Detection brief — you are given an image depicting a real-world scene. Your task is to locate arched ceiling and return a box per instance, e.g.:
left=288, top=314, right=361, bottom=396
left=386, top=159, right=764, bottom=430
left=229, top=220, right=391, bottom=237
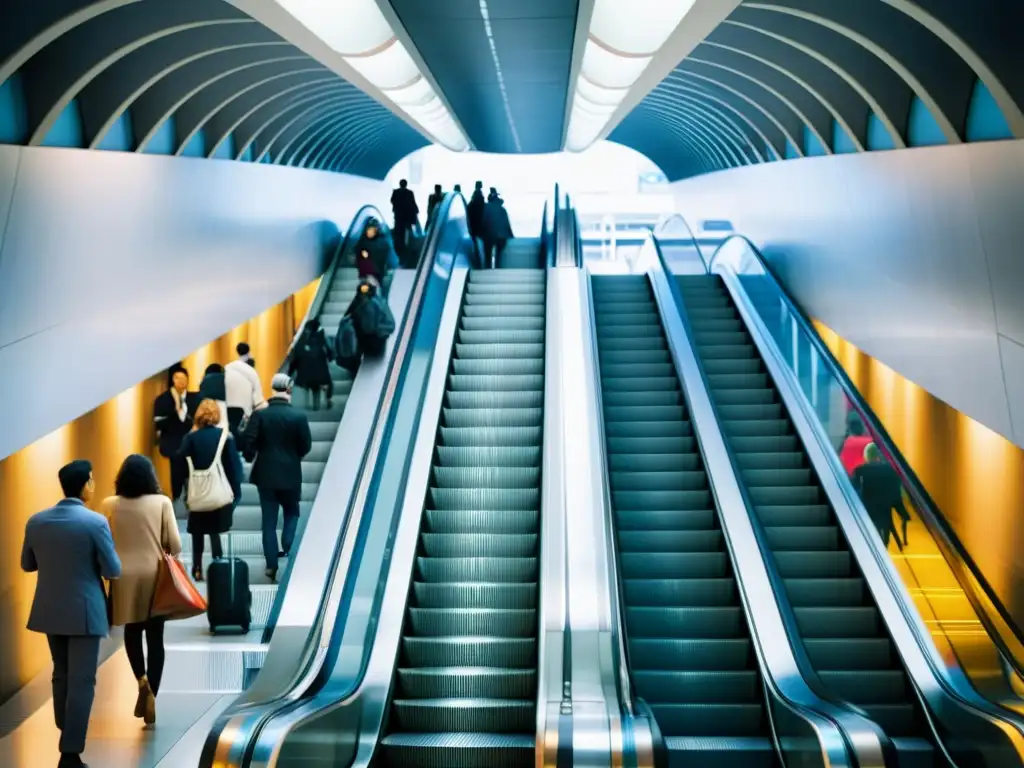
left=609, top=0, right=1024, bottom=181
left=0, top=0, right=429, bottom=178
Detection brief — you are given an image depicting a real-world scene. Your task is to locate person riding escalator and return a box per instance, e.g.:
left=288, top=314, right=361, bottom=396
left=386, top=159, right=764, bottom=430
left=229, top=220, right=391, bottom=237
left=355, top=218, right=398, bottom=298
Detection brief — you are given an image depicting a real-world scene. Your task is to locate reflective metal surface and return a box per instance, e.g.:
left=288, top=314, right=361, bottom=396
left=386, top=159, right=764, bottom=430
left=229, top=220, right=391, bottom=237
left=636, top=234, right=862, bottom=768
left=709, top=235, right=1024, bottom=764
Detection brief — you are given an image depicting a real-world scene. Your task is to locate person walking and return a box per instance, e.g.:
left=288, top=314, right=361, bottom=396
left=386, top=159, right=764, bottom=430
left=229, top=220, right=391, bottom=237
left=481, top=189, right=514, bottom=267
left=390, top=178, right=419, bottom=254
left=852, top=443, right=911, bottom=550
left=100, top=455, right=181, bottom=726
left=225, top=342, right=265, bottom=439
left=466, top=180, right=485, bottom=240
left=21, top=460, right=121, bottom=768
left=242, top=374, right=313, bottom=582
left=426, top=183, right=444, bottom=226
left=177, top=399, right=243, bottom=581
left=289, top=319, right=334, bottom=411
left=199, top=363, right=229, bottom=428
left=153, top=366, right=197, bottom=503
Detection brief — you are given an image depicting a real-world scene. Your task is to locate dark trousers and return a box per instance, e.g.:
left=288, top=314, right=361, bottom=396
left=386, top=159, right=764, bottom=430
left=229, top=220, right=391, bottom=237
left=258, top=487, right=301, bottom=571
left=482, top=239, right=506, bottom=268
left=46, top=634, right=101, bottom=755
left=192, top=532, right=223, bottom=569
left=124, top=617, right=167, bottom=693
left=169, top=455, right=187, bottom=501
left=306, top=380, right=334, bottom=410
left=227, top=406, right=246, bottom=441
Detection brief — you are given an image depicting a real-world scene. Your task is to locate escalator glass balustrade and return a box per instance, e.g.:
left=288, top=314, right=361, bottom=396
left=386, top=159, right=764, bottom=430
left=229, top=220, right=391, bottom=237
left=591, top=275, right=778, bottom=768
left=380, top=268, right=546, bottom=768
left=678, top=274, right=939, bottom=766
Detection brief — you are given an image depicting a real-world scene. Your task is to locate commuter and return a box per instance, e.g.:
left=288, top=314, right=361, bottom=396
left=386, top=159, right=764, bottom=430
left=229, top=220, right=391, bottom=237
left=153, top=365, right=197, bottom=503
left=21, top=460, right=121, bottom=768
left=852, top=443, right=910, bottom=550
left=225, top=342, right=265, bottom=439
left=199, top=363, right=229, bottom=428
left=355, top=217, right=398, bottom=297
left=390, top=178, right=419, bottom=254
left=839, top=415, right=872, bottom=475
left=427, top=183, right=444, bottom=225
left=466, top=180, right=485, bottom=239
left=100, top=455, right=181, bottom=726
left=288, top=319, right=334, bottom=411
left=242, top=374, right=313, bottom=582
left=481, top=189, right=514, bottom=267
left=178, top=399, right=243, bottom=581
left=453, top=183, right=462, bottom=196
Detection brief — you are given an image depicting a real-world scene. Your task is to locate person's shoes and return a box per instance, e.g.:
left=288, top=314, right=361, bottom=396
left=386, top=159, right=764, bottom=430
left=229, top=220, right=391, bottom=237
left=191, top=564, right=203, bottom=582
left=134, top=676, right=149, bottom=718
left=265, top=568, right=277, bottom=583
left=57, top=754, right=86, bottom=767
left=326, top=399, right=334, bottom=409
left=278, top=550, right=288, bottom=558
left=143, top=687, right=156, bottom=726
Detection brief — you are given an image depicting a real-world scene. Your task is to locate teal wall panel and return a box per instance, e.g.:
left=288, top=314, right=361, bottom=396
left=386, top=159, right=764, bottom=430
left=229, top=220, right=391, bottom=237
left=966, top=79, right=1012, bottom=142
left=832, top=120, right=858, bottom=154
left=95, top=111, right=133, bottom=152
left=0, top=75, right=28, bottom=145
left=240, top=144, right=254, bottom=162
left=181, top=130, right=206, bottom=158
left=804, top=125, right=828, bottom=156
left=143, top=118, right=176, bottom=154
left=41, top=100, right=84, bottom=148
left=907, top=97, right=947, bottom=146
left=211, top=133, right=235, bottom=160
left=867, top=113, right=897, bottom=151
left=784, top=140, right=800, bottom=159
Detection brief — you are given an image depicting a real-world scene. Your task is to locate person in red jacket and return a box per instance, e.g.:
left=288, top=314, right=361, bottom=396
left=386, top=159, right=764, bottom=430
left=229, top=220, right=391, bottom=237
left=839, top=416, right=872, bottom=475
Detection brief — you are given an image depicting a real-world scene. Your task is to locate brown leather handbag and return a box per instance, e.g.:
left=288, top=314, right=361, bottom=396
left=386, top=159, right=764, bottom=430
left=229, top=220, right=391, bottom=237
left=151, top=553, right=207, bottom=620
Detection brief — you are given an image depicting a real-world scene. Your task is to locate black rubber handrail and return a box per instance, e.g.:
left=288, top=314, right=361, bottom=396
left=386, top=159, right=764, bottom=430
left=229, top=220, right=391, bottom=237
left=706, top=233, right=1024, bottom=686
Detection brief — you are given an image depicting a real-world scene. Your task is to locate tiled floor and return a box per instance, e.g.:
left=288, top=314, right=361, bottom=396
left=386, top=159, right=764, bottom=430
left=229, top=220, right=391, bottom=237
left=0, top=634, right=238, bottom=768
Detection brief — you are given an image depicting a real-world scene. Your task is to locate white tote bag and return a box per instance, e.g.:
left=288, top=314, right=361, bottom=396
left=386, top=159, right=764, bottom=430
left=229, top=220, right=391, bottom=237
left=185, top=427, right=235, bottom=512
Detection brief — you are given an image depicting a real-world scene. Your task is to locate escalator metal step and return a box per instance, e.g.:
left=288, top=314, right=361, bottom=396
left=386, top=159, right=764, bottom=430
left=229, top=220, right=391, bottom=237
left=623, top=578, right=736, bottom=606
left=634, top=670, right=760, bottom=703
left=385, top=270, right=544, bottom=766
left=629, top=638, right=752, bottom=670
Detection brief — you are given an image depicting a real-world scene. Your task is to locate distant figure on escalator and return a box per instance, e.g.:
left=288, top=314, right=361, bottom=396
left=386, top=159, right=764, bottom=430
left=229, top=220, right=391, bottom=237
left=289, top=319, right=334, bottom=411
left=153, top=365, right=198, bottom=504
left=852, top=442, right=910, bottom=550
left=241, top=374, right=312, bottom=583
left=838, top=415, right=872, bottom=475
left=390, top=179, right=419, bottom=255
left=356, top=217, right=398, bottom=296
left=453, top=183, right=462, bottom=196
left=481, top=189, right=514, bottom=267
left=199, top=363, right=229, bottom=428
left=225, top=342, right=264, bottom=441
left=466, top=180, right=485, bottom=240
left=427, top=184, right=444, bottom=226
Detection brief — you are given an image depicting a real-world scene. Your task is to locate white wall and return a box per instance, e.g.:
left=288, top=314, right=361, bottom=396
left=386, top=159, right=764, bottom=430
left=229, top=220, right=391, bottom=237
left=0, top=146, right=387, bottom=460
left=669, top=141, right=1024, bottom=449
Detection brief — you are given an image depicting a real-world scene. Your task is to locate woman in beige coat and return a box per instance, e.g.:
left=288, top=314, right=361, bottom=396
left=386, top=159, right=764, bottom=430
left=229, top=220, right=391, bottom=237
left=100, top=454, right=181, bottom=725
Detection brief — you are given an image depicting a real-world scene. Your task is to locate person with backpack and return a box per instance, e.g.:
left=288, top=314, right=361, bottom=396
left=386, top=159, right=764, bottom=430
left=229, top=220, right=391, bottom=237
left=177, top=399, right=243, bottom=581
left=355, top=217, right=398, bottom=297
left=348, top=278, right=396, bottom=357
left=289, top=319, right=334, bottom=410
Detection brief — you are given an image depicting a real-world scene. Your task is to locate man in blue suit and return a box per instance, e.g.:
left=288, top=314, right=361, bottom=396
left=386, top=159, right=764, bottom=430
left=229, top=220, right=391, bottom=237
left=21, top=460, right=121, bottom=768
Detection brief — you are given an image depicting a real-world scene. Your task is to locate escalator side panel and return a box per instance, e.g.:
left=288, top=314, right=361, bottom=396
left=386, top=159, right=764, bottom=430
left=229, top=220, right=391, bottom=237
left=592, top=275, right=777, bottom=768
left=380, top=269, right=546, bottom=768
left=678, top=275, right=936, bottom=764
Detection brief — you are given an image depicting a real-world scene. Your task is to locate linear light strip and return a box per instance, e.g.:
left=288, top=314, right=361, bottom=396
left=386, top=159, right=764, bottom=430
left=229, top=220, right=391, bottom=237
left=479, top=0, right=522, bottom=152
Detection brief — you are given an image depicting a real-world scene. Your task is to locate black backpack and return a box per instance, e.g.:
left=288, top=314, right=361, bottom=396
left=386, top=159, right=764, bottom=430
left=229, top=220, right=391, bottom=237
left=334, top=315, right=361, bottom=373
left=353, top=292, right=396, bottom=356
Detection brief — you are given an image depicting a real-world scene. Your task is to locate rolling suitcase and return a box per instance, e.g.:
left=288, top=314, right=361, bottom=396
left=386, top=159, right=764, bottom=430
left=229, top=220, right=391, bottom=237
left=207, top=534, right=252, bottom=633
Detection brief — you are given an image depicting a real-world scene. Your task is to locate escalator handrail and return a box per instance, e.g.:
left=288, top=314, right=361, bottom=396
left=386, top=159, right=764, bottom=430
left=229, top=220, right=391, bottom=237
left=652, top=212, right=711, bottom=270
left=572, top=208, right=584, bottom=269
left=582, top=263, right=636, bottom=721
left=705, top=233, right=1024, bottom=686
left=645, top=230, right=885, bottom=767
left=199, top=194, right=461, bottom=768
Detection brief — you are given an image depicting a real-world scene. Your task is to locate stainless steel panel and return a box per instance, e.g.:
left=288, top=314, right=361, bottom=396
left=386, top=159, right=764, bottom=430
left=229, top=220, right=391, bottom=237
left=0, top=145, right=388, bottom=459
left=668, top=141, right=1024, bottom=448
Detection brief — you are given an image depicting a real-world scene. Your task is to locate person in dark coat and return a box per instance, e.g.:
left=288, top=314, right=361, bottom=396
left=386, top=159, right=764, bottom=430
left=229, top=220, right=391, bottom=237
left=177, top=399, right=243, bottom=581
left=199, top=363, right=229, bottom=427
left=153, top=365, right=198, bottom=502
left=289, top=319, right=333, bottom=411
left=426, top=184, right=444, bottom=226
left=242, top=374, right=313, bottom=581
left=481, top=190, right=514, bottom=267
left=355, top=218, right=398, bottom=296
left=466, top=180, right=485, bottom=239
left=852, top=442, right=910, bottom=550
left=390, top=178, right=419, bottom=254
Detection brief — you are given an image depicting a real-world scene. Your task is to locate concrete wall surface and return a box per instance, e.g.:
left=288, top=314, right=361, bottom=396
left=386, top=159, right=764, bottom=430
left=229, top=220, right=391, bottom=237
left=670, top=140, right=1024, bottom=449
left=0, top=146, right=387, bottom=460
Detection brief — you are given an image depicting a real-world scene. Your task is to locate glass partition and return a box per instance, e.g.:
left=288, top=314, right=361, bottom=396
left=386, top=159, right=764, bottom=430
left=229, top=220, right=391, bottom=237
left=709, top=235, right=1024, bottom=763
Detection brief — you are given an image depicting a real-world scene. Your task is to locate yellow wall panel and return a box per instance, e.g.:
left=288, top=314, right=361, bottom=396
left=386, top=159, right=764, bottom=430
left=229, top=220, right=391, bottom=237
left=0, top=277, right=317, bottom=703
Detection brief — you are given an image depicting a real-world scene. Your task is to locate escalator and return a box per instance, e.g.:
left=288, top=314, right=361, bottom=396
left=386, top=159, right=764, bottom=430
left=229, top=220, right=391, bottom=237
left=677, top=275, right=935, bottom=765
left=379, top=267, right=546, bottom=767
left=591, top=275, right=777, bottom=767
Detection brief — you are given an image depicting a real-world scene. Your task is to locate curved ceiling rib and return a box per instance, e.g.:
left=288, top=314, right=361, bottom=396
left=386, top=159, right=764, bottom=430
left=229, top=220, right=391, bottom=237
left=0, top=0, right=427, bottom=178
left=611, top=0, right=1023, bottom=180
